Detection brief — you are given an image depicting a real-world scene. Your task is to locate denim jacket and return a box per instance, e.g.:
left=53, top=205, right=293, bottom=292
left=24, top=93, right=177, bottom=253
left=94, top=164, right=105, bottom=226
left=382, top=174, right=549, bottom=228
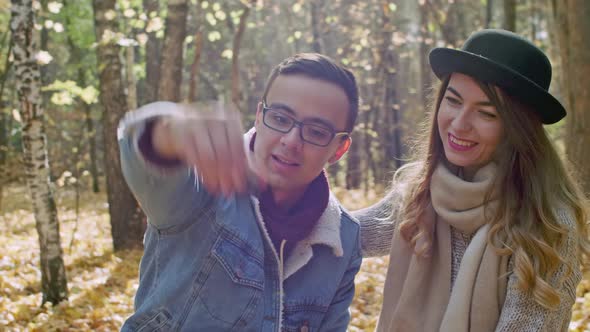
left=117, top=108, right=363, bottom=332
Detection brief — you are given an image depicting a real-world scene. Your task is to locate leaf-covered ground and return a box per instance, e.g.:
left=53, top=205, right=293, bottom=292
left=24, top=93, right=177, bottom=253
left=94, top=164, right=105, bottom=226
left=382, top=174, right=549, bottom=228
left=0, top=185, right=588, bottom=331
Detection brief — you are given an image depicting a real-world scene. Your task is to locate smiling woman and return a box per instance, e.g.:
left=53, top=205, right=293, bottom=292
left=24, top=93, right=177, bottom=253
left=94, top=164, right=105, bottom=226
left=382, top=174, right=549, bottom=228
left=437, top=73, right=505, bottom=180
left=354, top=29, right=590, bottom=332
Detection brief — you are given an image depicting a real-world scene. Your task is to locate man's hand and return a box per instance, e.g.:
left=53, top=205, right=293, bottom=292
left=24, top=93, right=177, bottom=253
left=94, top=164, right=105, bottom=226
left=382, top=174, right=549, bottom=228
left=148, top=101, right=255, bottom=197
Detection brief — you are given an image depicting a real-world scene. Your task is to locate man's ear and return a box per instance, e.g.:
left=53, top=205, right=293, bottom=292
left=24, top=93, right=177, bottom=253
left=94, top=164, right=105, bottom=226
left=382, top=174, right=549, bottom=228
left=328, top=136, right=352, bottom=164
left=255, top=102, right=263, bottom=128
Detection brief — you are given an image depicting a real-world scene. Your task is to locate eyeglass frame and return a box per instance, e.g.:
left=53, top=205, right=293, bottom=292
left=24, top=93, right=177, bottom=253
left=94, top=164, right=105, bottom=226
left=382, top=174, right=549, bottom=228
left=261, top=101, right=350, bottom=147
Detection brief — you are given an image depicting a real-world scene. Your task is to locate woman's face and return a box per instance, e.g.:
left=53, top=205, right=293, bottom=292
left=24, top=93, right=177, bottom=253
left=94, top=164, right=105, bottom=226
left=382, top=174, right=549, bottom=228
left=437, top=73, right=505, bottom=176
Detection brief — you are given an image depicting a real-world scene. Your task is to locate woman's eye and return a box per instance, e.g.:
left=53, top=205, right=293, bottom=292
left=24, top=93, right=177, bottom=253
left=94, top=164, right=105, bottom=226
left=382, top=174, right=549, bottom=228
left=479, top=110, right=498, bottom=118
left=445, top=96, right=461, bottom=106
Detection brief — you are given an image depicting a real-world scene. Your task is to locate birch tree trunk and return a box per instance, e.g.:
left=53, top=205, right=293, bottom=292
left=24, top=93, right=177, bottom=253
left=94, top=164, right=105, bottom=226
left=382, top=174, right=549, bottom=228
left=158, top=0, right=188, bottom=101
left=551, top=0, right=590, bottom=195
left=93, top=0, right=145, bottom=250
left=10, top=0, right=67, bottom=305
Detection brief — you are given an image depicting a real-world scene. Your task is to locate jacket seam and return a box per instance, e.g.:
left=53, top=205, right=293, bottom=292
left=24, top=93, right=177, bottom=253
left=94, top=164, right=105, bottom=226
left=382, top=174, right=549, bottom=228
left=176, top=247, right=217, bottom=329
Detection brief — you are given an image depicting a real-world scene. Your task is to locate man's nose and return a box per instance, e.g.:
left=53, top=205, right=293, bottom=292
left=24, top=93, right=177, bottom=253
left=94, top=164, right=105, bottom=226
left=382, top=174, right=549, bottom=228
left=280, top=125, right=304, bottom=149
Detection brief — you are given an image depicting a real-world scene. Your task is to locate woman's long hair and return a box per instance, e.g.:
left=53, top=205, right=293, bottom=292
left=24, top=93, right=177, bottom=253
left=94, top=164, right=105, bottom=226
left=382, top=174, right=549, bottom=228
left=395, top=75, right=590, bottom=309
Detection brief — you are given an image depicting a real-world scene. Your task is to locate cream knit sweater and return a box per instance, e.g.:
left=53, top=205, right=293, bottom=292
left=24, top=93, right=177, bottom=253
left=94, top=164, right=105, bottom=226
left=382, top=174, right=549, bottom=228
left=354, top=190, right=581, bottom=332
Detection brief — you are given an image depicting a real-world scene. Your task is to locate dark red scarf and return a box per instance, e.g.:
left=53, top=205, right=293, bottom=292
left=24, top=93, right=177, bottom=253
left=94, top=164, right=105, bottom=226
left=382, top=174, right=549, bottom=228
left=250, top=133, right=330, bottom=257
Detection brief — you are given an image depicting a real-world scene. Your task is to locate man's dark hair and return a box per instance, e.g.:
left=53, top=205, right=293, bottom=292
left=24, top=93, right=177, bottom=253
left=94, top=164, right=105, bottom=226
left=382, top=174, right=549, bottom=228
left=262, top=53, right=359, bottom=132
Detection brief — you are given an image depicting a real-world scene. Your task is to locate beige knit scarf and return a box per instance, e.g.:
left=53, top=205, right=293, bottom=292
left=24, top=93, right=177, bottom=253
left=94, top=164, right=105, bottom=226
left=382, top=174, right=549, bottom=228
left=376, top=163, right=509, bottom=332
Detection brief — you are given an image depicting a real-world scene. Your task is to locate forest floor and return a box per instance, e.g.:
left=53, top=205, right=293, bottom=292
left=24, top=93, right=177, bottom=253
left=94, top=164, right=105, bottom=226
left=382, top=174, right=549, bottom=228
left=0, top=185, right=588, bottom=331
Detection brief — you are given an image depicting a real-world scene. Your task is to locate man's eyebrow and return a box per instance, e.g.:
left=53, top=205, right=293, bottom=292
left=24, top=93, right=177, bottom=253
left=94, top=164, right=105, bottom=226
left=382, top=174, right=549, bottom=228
left=267, top=102, right=337, bottom=129
left=446, top=86, right=494, bottom=107
left=267, top=102, right=296, bottom=114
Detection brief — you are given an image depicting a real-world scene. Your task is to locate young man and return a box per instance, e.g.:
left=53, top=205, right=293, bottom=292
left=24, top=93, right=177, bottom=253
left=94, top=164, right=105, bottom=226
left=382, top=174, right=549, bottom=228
left=118, top=53, right=362, bottom=331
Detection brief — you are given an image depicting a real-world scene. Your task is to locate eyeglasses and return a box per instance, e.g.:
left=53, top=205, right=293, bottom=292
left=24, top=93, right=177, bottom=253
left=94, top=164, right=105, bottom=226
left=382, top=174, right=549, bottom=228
left=262, top=101, right=349, bottom=147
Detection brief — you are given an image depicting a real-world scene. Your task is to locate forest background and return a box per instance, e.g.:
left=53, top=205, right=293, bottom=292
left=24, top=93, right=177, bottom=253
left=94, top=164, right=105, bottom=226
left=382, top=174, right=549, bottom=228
left=1, top=0, right=589, bottom=330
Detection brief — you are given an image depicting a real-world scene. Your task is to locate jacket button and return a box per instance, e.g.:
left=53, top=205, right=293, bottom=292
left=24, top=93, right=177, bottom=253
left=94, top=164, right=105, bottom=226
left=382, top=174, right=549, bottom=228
left=300, top=320, right=309, bottom=332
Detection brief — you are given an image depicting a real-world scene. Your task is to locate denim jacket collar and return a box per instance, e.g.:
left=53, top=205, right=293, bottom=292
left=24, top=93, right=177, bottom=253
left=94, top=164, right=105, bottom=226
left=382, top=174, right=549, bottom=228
left=250, top=193, right=343, bottom=279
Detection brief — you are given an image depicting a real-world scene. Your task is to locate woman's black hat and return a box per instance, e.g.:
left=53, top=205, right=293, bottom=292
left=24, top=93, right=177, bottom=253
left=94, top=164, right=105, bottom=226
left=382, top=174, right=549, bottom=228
left=429, top=29, right=566, bottom=124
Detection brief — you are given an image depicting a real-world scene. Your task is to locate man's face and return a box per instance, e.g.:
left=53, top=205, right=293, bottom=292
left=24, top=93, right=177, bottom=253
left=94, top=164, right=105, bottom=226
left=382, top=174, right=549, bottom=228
left=253, top=74, right=351, bottom=196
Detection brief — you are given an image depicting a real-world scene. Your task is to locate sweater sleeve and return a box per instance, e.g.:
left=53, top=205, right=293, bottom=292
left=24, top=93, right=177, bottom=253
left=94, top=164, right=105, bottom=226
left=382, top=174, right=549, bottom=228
left=352, top=189, right=401, bottom=257
left=495, top=209, right=582, bottom=332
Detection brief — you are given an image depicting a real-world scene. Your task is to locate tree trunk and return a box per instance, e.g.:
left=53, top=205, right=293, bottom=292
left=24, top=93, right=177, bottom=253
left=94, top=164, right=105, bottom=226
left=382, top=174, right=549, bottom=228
left=231, top=1, right=253, bottom=111
left=84, top=105, right=99, bottom=193
left=486, top=0, right=494, bottom=28
left=93, top=0, right=145, bottom=250
left=308, top=0, right=342, bottom=185
left=551, top=0, right=590, bottom=195
left=126, top=45, right=137, bottom=110
left=10, top=0, right=68, bottom=305
left=0, top=109, right=7, bottom=209
left=188, top=31, right=203, bottom=102
left=143, top=0, right=161, bottom=104
left=419, top=1, right=433, bottom=111
left=158, top=0, right=188, bottom=102
left=310, top=0, right=323, bottom=53
left=375, top=2, right=402, bottom=183
left=64, top=0, right=100, bottom=193
left=0, top=40, right=12, bottom=209
left=346, top=130, right=362, bottom=189
left=39, top=0, right=50, bottom=86
left=503, top=0, right=516, bottom=31
left=425, top=0, right=460, bottom=46
left=530, top=0, right=537, bottom=42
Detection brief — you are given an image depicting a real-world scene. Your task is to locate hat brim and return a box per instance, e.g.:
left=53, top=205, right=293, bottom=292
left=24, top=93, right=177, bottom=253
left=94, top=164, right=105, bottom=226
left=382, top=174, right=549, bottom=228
left=429, top=48, right=565, bottom=124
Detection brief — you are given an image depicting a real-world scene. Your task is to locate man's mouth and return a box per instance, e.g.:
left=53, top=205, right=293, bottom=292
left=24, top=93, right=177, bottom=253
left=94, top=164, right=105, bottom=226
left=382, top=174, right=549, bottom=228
left=272, top=154, right=300, bottom=166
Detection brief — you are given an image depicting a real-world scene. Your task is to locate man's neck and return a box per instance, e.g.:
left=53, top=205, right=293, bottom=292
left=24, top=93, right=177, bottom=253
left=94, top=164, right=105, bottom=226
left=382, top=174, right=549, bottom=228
left=271, top=186, right=307, bottom=212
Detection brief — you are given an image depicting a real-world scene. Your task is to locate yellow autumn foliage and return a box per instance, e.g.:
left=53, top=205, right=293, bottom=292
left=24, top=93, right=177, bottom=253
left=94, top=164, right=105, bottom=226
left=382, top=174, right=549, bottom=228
left=0, top=185, right=588, bottom=331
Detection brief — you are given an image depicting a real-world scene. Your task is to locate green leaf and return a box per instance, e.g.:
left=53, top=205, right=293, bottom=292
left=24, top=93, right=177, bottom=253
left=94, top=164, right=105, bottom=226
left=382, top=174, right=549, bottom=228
left=206, top=12, right=217, bottom=26
left=43, top=80, right=98, bottom=105
left=80, top=87, right=99, bottom=105
left=221, top=49, right=233, bottom=59
left=214, top=11, right=227, bottom=21
left=51, top=91, right=74, bottom=106
left=207, top=31, right=222, bottom=42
